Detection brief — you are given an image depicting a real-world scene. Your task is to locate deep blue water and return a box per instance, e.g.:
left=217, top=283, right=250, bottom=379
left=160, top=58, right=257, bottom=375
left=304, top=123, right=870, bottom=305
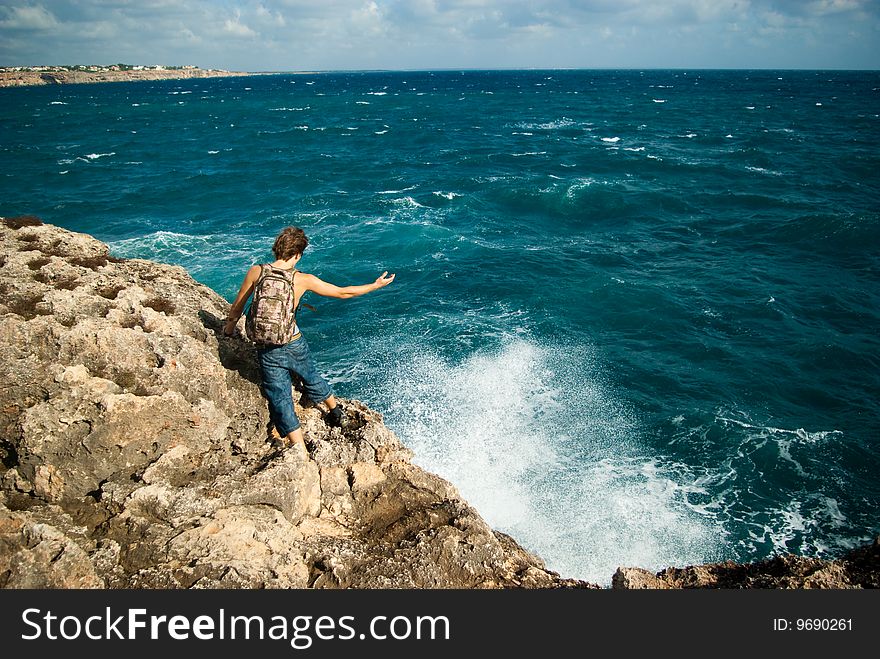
left=2, top=70, right=879, bottom=583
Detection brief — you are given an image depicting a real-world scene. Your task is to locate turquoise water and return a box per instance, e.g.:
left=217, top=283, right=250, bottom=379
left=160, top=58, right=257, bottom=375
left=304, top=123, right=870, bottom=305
left=2, top=70, right=879, bottom=583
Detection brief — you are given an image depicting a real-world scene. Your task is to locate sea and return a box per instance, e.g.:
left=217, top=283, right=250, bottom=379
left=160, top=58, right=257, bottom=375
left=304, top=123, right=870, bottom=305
left=1, top=70, right=878, bottom=584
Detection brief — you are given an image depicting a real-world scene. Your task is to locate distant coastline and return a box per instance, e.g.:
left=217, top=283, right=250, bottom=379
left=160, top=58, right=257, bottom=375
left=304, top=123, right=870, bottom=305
left=0, top=65, right=267, bottom=88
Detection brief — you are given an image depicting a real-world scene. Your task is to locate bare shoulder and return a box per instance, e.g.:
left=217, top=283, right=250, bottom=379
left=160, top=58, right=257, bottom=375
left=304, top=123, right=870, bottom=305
left=295, top=271, right=317, bottom=289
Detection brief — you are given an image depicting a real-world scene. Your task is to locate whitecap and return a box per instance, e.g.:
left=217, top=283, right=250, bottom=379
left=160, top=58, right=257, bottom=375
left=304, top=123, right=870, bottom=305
left=355, top=101, right=370, bottom=105
left=392, top=196, right=424, bottom=208
left=815, top=102, right=823, bottom=106
left=516, top=118, right=575, bottom=130
left=49, top=101, right=67, bottom=105
left=374, top=130, right=388, bottom=135
left=208, top=150, right=220, bottom=155
left=652, top=99, right=666, bottom=103
left=511, top=151, right=547, bottom=156
left=601, top=137, right=620, bottom=143
left=623, top=147, right=645, bottom=152
left=432, top=191, right=460, bottom=200
left=58, top=170, right=68, bottom=175
left=745, top=106, right=755, bottom=110
left=367, top=91, right=387, bottom=96
left=746, top=166, right=782, bottom=176
left=680, top=133, right=697, bottom=139
left=83, top=152, right=115, bottom=160
left=378, top=185, right=417, bottom=195
left=725, top=134, right=734, bottom=138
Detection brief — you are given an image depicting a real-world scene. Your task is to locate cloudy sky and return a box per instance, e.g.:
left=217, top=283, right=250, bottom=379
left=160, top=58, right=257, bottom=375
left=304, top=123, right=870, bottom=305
left=1, top=0, right=878, bottom=70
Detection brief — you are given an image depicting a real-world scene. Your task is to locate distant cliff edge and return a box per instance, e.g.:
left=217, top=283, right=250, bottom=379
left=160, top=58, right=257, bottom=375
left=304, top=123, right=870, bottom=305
left=0, top=217, right=876, bottom=589
left=0, top=67, right=259, bottom=88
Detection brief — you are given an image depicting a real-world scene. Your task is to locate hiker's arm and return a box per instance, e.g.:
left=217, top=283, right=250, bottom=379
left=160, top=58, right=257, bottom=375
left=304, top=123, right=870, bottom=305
left=223, top=265, right=262, bottom=335
left=301, top=271, right=395, bottom=299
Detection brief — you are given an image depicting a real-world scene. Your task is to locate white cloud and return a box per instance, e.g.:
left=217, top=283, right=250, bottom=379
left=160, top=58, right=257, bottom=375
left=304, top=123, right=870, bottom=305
left=0, top=0, right=877, bottom=69
left=221, top=9, right=257, bottom=38
left=0, top=4, right=59, bottom=30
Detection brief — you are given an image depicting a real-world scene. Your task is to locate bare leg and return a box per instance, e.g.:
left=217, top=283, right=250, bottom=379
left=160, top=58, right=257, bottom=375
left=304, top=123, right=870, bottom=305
left=324, top=395, right=337, bottom=410
left=284, top=428, right=309, bottom=458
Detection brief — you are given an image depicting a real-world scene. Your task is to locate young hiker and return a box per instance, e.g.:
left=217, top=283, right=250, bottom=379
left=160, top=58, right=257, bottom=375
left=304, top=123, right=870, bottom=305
left=223, top=226, right=395, bottom=452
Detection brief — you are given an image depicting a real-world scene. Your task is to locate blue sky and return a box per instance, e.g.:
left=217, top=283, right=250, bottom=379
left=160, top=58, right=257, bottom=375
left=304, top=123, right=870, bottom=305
left=1, top=0, right=878, bottom=70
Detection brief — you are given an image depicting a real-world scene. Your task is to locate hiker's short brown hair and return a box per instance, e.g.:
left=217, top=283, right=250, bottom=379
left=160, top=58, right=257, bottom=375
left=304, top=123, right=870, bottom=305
left=272, top=226, right=308, bottom=260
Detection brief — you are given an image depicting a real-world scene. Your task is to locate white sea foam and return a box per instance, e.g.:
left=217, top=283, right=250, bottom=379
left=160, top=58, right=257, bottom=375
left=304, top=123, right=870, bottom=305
left=49, top=101, right=67, bottom=105
left=516, top=118, right=575, bottom=130
left=374, top=130, right=388, bottom=135
left=375, top=340, right=720, bottom=584
left=759, top=495, right=850, bottom=555
left=83, top=152, right=115, bottom=160
left=623, top=147, right=645, bottom=152
left=432, top=191, right=460, bottom=200
left=367, top=91, right=387, bottom=96
left=680, top=133, right=697, bottom=138
left=208, top=150, right=220, bottom=155
left=718, top=416, right=842, bottom=444
left=108, top=230, right=262, bottom=279
left=511, top=151, right=547, bottom=156
left=652, top=99, right=666, bottom=103
left=746, top=106, right=755, bottom=110
left=355, top=101, right=370, bottom=105
left=378, top=185, right=417, bottom=195
left=392, top=196, right=424, bottom=208
left=269, top=106, right=310, bottom=111
left=746, top=166, right=783, bottom=176
left=601, top=136, right=620, bottom=143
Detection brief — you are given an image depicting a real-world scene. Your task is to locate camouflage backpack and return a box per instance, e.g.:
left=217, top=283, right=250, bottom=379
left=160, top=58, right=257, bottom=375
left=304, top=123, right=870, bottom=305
left=245, top=265, right=298, bottom=346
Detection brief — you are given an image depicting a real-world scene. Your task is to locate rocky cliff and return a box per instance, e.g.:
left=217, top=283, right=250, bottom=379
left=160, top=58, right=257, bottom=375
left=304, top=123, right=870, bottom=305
left=0, top=68, right=254, bottom=88
left=1, top=217, right=877, bottom=589
left=0, top=216, right=588, bottom=589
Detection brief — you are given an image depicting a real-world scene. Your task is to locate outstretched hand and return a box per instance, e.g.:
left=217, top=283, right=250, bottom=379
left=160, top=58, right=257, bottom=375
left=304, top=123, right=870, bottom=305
left=375, top=271, right=396, bottom=288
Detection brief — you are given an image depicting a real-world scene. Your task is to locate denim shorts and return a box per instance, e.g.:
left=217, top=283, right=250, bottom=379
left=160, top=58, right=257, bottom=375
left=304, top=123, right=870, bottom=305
left=256, top=335, right=333, bottom=436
